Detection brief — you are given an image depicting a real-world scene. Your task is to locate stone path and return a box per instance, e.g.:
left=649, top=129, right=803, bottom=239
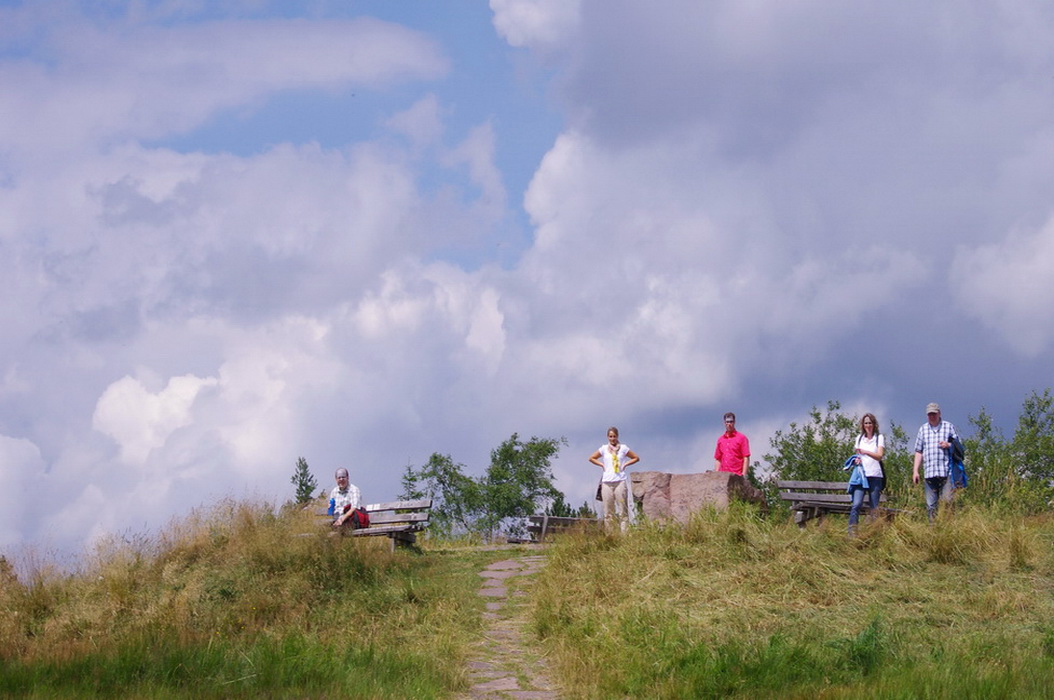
left=460, top=553, right=559, bottom=699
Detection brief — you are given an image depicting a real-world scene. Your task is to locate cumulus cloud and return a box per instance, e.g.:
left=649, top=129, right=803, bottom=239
left=490, top=0, right=581, bottom=50
left=0, top=436, right=47, bottom=549
left=93, top=373, right=219, bottom=465
left=0, top=12, right=447, bottom=156
left=952, top=215, right=1054, bottom=357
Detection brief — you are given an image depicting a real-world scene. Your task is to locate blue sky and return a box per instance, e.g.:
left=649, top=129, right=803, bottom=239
left=2, top=0, right=1054, bottom=564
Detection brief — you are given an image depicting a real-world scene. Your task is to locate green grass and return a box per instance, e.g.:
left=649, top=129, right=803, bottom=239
left=7, top=499, right=1054, bottom=698
left=530, top=504, right=1054, bottom=699
left=0, top=500, right=507, bottom=699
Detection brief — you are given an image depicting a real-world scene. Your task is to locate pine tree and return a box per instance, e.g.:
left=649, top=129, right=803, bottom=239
left=291, top=456, right=318, bottom=504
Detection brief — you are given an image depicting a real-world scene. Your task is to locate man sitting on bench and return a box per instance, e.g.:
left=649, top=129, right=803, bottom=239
left=328, top=468, right=363, bottom=530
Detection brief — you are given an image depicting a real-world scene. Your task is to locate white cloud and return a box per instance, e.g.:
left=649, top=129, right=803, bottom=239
left=952, top=216, right=1054, bottom=357
left=93, top=373, right=219, bottom=465
left=0, top=14, right=448, bottom=156
left=443, top=122, right=508, bottom=216
left=490, top=0, right=581, bottom=50
left=0, top=436, right=47, bottom=549
left=386, top=94, right=446, bottom=149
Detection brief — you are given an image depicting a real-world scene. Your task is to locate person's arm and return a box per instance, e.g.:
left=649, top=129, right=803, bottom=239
left=912, top=451, right=923, bottom=484
left=939, top=423, right=957, bottom=450
left=332, top=498, right=349, bottom=528
left=332, top=486, right=362, bottom=528
left=741, top=456, right=750, bottom=474
left=714, top=441, right=722, bottom=471
left=860, top=436, right=884, bottom=460
left=589, top=450, right=604, bottom=468
left=624, top=449, right=640, bottom=468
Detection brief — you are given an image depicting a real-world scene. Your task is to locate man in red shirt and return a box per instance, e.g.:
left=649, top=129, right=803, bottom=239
left=714, top=412, right=750, bottom=476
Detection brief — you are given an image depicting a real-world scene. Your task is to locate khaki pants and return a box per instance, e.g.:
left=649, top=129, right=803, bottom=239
left=601, top=480, right=628, bottom=533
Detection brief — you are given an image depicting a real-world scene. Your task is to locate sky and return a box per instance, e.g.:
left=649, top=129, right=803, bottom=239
left=2, top=0, right=1054, bottom=564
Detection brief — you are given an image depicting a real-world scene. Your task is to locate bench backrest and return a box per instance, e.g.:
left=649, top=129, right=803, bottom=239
left=776, top=480, right=850, bottom=491
left=316, top=498, right=433, bottom=530
left=775, top=481, right=887, bottom=504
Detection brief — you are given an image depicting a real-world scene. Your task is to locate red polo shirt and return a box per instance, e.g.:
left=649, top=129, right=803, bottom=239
left=714, top=431, right=750, bottom=476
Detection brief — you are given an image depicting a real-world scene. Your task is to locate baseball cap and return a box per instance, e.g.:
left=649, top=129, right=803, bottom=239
left=925, top=402, right=941, bottom=414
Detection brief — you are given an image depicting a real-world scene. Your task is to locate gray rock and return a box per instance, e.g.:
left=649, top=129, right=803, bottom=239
left=631, top=470, right=767, bottom=523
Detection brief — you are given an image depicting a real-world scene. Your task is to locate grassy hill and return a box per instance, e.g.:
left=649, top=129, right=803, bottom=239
left=4, top=501, right=1054, bottom=698
left=531, top=504, right=1054, bottom=698
left=0, top=501, right=499, bottom=698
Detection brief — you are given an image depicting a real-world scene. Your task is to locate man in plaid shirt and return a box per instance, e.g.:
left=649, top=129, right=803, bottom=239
left=912, top=402, right=959, bottom=522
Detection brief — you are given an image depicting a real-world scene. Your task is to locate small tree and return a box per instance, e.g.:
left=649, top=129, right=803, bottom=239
left=546, top=493, right=595, bottom=518
left=480, top=434, right=567, bottom=539
left=400, top=453, right=485, bottom=538
left=400, top=433, right=568, bottom=541
left=290, top=456, right=318, bottom=504
left=957, top=393, right=1054, bottom=513
left=1013, top=389, right=1054, bottom=485
left=764, top=401, right=860, bottom=484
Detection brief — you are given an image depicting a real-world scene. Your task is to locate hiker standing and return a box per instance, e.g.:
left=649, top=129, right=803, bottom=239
left=589, top=427, right=639, bottom=534
left=714, top=412, right=750, bottom=477
left=912, top=403, right=959, bottom=522
left=848, top=413, right=886, bottom=532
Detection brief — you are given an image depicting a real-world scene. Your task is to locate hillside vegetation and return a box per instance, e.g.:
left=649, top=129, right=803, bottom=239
left=532, top=504, right=1054, bottom=699
left=4, top=499, right=1054, bottom=698
left=0, top=502, right=497, bottom=699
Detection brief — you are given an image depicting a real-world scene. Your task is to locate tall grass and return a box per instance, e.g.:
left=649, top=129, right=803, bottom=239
left=0, top=500, right=499, bottom=698
left=531, top=504, right=1054, bottom=698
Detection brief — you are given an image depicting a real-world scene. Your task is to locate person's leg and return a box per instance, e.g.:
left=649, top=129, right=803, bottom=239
left=601, top=482, right=616, bottom=533
left=923, top=478, right=948, bottom=522
left=848, top=486, right=865, bottom=531
left=867, top=477, right=886, bottom=520
left=613, top=481, right=628, bottom=533
left=941, top=476, right=955, bottom=505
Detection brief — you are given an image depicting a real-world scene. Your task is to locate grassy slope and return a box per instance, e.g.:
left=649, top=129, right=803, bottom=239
left=530, top=505, right=1054, bottom=699
left=0, top=501, right=503, bottom=699
left=6, top=500, right=1054, bottom=699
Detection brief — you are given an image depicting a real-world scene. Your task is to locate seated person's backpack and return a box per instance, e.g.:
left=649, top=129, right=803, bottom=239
left=343, top=504, right=370, bottom=529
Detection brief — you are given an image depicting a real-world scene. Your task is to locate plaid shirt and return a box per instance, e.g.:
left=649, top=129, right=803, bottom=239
left=914, top=420, right=958, bottom=479
left=327, top=483, right=361, bottom=517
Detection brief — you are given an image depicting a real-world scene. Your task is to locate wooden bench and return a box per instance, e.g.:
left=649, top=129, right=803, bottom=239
left=525, top=515, right=601, bottom=542
left=318, top=498, right=433, bottom=550
left=776, top=480, right=890, bottom=528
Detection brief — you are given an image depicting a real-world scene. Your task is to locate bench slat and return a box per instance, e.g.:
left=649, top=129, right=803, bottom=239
left=779, top=492, right=887, bottom=505
left=363, top=498, right=433, bottom=512
left=526, top=516, right=598, bottom=527
left=352, top=523, right=424, bottom=537
left=367, top=511, right=430, bottom=525
left=776, top=480, right=850, bottom=490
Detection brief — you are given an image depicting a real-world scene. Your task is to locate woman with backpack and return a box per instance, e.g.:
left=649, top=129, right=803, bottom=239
left=849, top=413, right=885, bottom=532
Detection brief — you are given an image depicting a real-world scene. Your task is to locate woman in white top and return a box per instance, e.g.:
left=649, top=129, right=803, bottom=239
left=849, top=413, right=885, bottom=531
left=588, top=426, right=640, bottom=533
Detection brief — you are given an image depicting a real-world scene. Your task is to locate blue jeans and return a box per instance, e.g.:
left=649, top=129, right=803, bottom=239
left=849, top=476, right=885, bottom=528
left=924, top=476, right=954, bottom=522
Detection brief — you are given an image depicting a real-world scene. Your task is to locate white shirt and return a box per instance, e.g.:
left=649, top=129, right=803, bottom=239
left=599, top=443, right=631, bottom=483
left=855, top=434, right=885, bottom=478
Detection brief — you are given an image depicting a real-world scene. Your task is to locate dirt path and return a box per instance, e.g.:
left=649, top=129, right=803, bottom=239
left=460, top=553, right=559, bottom=699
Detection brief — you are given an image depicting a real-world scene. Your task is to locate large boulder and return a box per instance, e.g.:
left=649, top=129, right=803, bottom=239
left=630, top=470, right=767, bottom=523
